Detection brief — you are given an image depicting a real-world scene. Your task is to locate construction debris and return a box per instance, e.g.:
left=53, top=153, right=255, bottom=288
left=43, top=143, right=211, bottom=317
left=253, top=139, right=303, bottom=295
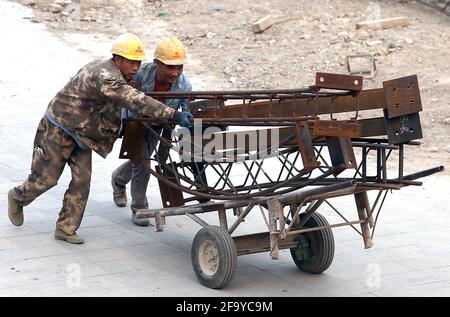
left=251, top=15, right=275, bottom=33
left=346, top=54, right=377, bottom=78
left=416, top=0, right=450, bottom=17
left=356, top=16, right=409, bottom=30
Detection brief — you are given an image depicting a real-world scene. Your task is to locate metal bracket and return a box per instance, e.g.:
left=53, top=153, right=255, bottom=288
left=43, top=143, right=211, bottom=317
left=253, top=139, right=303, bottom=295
left=315, top=72, right=363, bottom=91
left=156, top=165, right=185, bottom=208
left=313, top=120, right=362, bottom=138
left=384, top=111, right=423, bottom=144
left=119, top=120, right=145, bottom=165
left=295, top=122, right=319, bottom=169
left=326, top=137, right=357, bottom=175
left=383, top=75, right=422, bottom=119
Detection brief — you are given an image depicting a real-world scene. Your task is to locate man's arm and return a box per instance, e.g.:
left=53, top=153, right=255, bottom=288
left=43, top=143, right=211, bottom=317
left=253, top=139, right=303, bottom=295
left=100, top=76, right=174, bottom=121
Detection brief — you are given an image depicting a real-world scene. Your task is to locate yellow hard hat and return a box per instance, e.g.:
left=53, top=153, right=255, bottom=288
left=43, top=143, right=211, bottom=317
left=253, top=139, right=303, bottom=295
left=111, top=33, right=147, bottom=61
left=154, top=36, right=187, bottom=65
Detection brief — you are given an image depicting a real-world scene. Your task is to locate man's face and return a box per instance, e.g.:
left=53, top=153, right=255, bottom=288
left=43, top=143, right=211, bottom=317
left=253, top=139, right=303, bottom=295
left=156, top=60, right=183, bottom=84
left=114, top=56, right=141, bottom=81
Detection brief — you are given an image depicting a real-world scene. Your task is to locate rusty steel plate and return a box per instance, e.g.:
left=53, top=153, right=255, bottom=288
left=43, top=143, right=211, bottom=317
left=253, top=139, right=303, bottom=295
left=156, top=166, right=185, bottom=208
left=383, top=75, right=422, bottom=119
left=295, top=122, right=319, bottom=169
left=119, top=120, right=145, bottom=165
left=326, top=136, right=357, bottom=175
left=315, top=72, right=363, bottom=91
left=384, top=111, right=423, bottom=144
left=313, top=120, right=362, bottom=138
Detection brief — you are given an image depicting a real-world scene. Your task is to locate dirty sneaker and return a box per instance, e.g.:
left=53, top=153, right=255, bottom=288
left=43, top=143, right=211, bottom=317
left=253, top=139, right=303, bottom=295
left=8, top=189, right=23, bottom=226
left=54, top=227, right=84, bottom=244
left=111, top=178, right=127, bottom=207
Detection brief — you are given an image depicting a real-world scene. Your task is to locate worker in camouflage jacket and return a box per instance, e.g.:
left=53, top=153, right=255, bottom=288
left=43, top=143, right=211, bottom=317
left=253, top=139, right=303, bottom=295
left=7, top=33, right=193, bottom=244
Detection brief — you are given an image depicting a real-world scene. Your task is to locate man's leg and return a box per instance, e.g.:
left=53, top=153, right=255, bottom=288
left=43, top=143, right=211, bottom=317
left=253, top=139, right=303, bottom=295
left=55, top=146, right=92, bottom=244
left=9, top=117, right=69, bottom=226
left=111, top=160, right=133, bottom=207
left=129, top=127, right=160, bottom=226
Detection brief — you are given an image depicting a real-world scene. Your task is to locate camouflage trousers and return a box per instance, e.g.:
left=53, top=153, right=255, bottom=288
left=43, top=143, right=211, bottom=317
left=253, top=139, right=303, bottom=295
left=12, top=116, right=92, bottom=235
left=112, top=126, right=168, bottom=211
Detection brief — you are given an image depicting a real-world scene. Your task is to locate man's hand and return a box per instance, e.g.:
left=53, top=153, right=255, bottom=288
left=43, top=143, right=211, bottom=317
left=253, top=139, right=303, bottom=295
left=172, top=111, right=193, bottom=128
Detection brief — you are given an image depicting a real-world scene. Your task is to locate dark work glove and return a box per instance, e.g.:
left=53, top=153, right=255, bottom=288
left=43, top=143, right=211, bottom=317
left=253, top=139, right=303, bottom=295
left=173, top=111, right=193, bottom=128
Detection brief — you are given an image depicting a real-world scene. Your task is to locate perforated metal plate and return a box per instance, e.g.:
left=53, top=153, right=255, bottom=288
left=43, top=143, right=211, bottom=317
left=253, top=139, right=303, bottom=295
left=383, top=75, right=422, bottom=119
left=384, top=111, right=423, bottom=144
left=315, top=72, right=363, bottom=91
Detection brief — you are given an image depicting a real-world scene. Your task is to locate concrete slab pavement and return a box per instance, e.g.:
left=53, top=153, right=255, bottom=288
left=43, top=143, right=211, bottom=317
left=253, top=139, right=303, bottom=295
left=1, top=0, right=449, bottom=297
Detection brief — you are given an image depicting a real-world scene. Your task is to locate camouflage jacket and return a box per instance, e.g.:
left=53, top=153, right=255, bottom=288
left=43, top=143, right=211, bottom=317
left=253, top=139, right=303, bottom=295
left=47, top=58, right=172, bottom=158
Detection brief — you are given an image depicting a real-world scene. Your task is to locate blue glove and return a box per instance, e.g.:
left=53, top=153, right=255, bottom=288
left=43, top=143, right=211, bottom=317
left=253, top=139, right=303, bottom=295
left=172, top=111, right=193, bottom=128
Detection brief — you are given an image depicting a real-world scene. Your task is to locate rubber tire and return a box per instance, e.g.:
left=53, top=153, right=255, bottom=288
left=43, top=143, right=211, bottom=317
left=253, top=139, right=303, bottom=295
left=191, top=226, right=237, bottom=289
left=290, top=212, right=335, bottom=274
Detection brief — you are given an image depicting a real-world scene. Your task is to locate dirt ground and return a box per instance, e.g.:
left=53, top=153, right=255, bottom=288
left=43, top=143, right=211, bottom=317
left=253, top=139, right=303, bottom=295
left=13, top=0, right=450, bottom=175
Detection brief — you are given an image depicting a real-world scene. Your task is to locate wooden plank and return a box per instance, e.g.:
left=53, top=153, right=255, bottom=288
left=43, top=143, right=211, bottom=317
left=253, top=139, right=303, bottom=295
left=251, top=15, right=275, bottom=33
left=356, top=16, right=409, bottom=30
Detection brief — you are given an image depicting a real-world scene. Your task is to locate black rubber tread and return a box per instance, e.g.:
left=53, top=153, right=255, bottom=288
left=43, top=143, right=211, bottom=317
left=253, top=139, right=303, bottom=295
left=191, top=225, right=237, bottom=289
left=290, top=212, right=335, bottom=274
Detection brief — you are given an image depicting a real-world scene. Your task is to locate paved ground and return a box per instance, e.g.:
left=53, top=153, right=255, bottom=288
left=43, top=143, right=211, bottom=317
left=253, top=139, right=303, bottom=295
left=1, top=0, right=450, bottom=297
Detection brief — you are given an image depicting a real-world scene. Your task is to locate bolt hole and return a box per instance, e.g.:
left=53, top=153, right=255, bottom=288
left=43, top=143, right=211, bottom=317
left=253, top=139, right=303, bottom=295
left=395, top=131, right=399, bottom=136
left=166, top=201, right=171, bottom=206
left=410, top=128, right=414, bottom=133
left=395, top=103, right=399, bottom=108
left=319, top=77, right=324, bottom=82
left=409, top=100, right=414, bottom=106
left=354, top=80, right=359, bottom=85
left=123, top=151, right=128, bottom=156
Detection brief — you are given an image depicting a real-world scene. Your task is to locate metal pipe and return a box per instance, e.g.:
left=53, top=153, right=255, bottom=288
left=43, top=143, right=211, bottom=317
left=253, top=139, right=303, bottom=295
left=287, top=220, right=364, bottom=235
left=313, top=142, right=399, bottom=150
left=279, top=180, right=356, bottom=204
left=401, top=166, right=445, bottom=181
left=382, top=148, right=387, bottom=183
left=147, top=88, right=315, bottom=96
left=144, top=88, right=352, bottom=99
left=399, top=144, right=404, bottom=181
left=228, top=203, right=256, bottom=234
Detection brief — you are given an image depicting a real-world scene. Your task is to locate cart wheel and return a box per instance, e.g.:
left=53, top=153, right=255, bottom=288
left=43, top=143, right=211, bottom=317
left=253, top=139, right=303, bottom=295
left=191, top=226, right=237, bottom=289
left=290, top=212, right=335, bottom=274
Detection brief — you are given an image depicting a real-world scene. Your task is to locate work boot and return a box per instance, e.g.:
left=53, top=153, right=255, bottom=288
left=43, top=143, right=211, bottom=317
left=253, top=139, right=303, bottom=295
left=8, top=189, right=24, bottom=226
left=197, top=196, right=211, bottom=204
left=54, top=227, right=84, bottom=244
left=111, top=179, right=127, bottom=207
left=132, top=211, right=150, bottom=227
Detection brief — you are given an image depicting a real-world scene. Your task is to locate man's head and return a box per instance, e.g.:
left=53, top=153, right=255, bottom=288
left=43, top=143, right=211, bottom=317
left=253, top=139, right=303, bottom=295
left=111, top=33, right=147, bottom=81
left=154, top=37, right=187, bottom=85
